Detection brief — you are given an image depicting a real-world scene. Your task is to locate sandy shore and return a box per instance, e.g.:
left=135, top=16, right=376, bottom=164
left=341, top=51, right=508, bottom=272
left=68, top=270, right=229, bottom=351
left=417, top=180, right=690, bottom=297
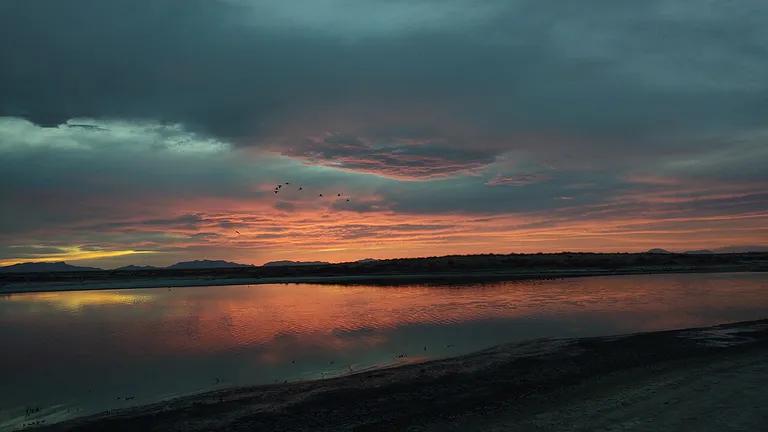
left=33, top=319, right=768, bottom=431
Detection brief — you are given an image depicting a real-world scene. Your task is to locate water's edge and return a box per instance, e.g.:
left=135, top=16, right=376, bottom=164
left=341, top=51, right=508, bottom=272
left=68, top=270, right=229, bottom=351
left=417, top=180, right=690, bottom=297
left=36, top=318, right=768, bottom=431
left=4, top=266, right=766, bottom=294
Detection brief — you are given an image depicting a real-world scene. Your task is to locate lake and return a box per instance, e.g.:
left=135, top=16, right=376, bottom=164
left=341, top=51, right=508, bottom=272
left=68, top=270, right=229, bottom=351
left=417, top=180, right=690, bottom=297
left=1, top=272, right=767, bottom=430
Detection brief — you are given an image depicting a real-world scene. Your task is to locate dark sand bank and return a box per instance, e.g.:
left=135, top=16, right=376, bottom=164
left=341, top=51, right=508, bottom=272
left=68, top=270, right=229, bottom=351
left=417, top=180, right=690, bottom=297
left=3, top=252, right=768, bottom=294
left=34, top=319, right=768, bottom=431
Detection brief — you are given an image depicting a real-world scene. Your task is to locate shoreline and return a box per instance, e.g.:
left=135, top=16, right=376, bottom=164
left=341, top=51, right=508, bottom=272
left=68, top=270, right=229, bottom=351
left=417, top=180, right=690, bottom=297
left=3, top=266, right=767, bottom=295
left=35, top=318, right=768, bottom=431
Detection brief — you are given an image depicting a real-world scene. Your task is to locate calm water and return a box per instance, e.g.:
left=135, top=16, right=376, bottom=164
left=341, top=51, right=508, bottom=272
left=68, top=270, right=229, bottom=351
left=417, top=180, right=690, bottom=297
left=1, top=272, right=767, bottom=430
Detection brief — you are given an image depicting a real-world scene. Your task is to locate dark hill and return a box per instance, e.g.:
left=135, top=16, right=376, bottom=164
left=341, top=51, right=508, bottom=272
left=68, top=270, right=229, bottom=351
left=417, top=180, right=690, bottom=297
left=166, top=260, right=253, bottom=270
left=647, top=248, right=673, bottom=254
left=114, top=265, right=160, bottom=271
left=0, top=261, right=102, bottom=273
left=262, top=260, right=330, bottom=267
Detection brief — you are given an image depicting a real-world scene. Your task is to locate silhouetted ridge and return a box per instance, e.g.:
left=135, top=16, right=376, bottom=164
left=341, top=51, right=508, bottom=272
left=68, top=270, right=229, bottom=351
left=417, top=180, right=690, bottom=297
left=262, top=260, right=330, bottom=267
left=0, top=262, right=102, bottom=273
left=646, top=248, right=673, bottom=254
left=166, top=260, right=253, bottom=269
left=114, top=265, right=160, bottom=271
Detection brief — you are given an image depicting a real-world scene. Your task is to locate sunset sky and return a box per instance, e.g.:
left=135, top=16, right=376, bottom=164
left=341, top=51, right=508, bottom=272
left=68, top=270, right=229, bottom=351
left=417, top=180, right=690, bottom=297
left=1, top=0, right=767, bottom=268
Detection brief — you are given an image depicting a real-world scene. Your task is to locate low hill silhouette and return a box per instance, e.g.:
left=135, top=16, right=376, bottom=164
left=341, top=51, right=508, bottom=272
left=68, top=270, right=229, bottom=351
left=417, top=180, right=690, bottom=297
left=165, top=260, right=253, bottom=270
left=646, top=248, right=673, bottom=254
left=115, top=265, right=160, bottom=271
left=262, top=260, right=330, bottom=267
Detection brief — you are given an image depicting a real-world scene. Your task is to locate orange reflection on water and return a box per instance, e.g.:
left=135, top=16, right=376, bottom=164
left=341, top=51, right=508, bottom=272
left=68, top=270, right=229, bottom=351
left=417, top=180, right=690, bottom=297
left=6, top=290, right=153, bottom=312
left=5, top=273, right=768, bottom=363
left=3, top=273, right=767, bottom=432
left=144, top=283, right=539, bottom=353
left=180, top=275, right=763, bottom=355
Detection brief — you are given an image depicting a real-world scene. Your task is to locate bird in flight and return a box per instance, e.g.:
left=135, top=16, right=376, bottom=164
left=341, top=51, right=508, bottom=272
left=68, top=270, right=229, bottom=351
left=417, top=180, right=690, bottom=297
left=269, top=181, right=352, bottom=203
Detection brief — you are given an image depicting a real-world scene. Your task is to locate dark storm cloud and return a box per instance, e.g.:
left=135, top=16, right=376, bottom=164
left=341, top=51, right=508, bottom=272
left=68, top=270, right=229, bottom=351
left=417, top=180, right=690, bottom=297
left=3, top=0, right=768, bottom=179
left=83, top=214, right=208, bottom=231
left=1, top=0, right=768, bottom=265
left=486, top=173, right=551, bottom=187
left=0, top=245, right=68, bottom=259
left=374, top=171, right=626, bottom=215
left=280, top=133, right=495, bottom=179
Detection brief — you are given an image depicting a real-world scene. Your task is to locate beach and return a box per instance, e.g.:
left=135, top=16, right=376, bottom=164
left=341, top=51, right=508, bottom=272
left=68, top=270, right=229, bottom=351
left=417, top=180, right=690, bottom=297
left=33, top=318, right=768, bottom=431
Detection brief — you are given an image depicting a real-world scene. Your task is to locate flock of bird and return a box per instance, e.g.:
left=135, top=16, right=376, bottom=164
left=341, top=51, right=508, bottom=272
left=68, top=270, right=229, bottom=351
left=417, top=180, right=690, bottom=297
left=272, top=182, right=351, bottom=203
left=232, top=182, right=353, bottom=236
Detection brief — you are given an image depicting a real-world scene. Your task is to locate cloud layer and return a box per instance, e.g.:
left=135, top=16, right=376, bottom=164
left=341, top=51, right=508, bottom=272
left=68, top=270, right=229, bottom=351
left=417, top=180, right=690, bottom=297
left=1, top=0, right=766, bottom=265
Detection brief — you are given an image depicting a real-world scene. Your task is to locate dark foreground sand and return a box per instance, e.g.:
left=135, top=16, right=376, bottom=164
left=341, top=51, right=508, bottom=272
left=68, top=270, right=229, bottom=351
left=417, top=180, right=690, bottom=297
left=35, top=319, right=768, bottom=432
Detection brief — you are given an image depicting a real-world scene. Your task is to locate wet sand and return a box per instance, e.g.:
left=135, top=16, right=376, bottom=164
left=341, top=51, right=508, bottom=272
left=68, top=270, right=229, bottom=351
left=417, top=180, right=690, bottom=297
left=33, top=319, right=768, bottom=431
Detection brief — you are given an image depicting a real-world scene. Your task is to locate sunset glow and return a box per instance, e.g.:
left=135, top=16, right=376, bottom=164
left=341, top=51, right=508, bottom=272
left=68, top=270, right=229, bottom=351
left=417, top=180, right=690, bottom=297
left=1, top=1, right=766, bottom=268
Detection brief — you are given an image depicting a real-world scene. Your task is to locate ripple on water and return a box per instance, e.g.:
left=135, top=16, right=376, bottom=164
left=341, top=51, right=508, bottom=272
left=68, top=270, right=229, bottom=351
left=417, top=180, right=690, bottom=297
left=1, top=273, right=767, bottom=430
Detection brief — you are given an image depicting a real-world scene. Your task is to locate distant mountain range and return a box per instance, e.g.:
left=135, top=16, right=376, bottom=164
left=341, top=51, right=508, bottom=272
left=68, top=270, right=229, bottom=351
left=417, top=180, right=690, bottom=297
left=646, top=248, right=673, bottom=254
left=262, top=258, right=379, bottom=267
left=114, top=265, right=160, bottom=271
left=711, top=245, right=768, bottom=253
left=3, top=247, right=765, bottom=274
left=262, top=260, right=331, bottom=267
left=165, top=260, right=254, bottom=270
left=0, top=258, right=379, bottom=274
left=355, top=258, right=378, bottom=264
left=115, top=260, right=253, bottom=270
left=647, top=245, right=768, bottom=255
left=0, top=262, right=102, bottom=273
left=0, top=259, right=254, bottom=273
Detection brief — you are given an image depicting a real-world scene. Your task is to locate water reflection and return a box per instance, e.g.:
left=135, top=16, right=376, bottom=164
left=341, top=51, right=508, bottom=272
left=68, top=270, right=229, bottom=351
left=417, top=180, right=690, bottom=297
left=5, top=291, right=152, bottom=312
left=1, top=272, right=767, bottom=430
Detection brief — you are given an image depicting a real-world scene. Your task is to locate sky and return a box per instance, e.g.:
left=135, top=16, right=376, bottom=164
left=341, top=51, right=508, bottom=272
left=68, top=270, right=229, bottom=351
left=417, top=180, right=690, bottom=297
left=1, top=0, right=767, bottom=268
